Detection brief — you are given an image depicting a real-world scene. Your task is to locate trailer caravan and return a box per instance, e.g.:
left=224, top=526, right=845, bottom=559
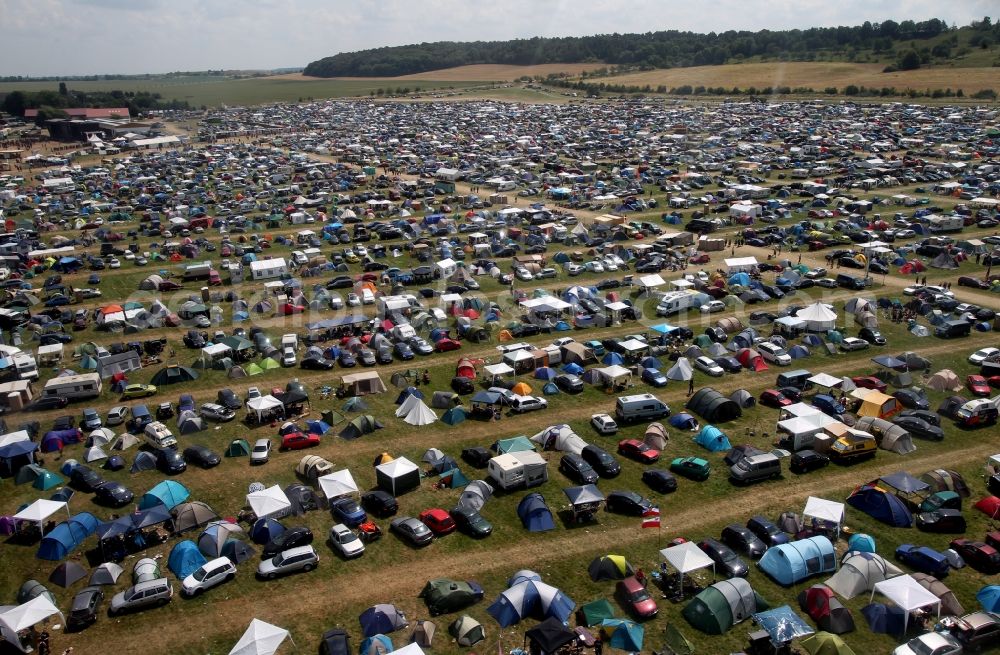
left=42, top=373, right=102, bottom=401
left=487, top=452, right=548, bottom=491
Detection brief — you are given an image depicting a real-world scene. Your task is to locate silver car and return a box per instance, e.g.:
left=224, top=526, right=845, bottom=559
left=257, top=545, right=319, bottom=579
left=328, top=524, right=365, bottom=559
left=199, top=403, right=235, bottom=422
left=250, top=438, right=272, bottom=465
left=108, top=578, right=173, bottom=615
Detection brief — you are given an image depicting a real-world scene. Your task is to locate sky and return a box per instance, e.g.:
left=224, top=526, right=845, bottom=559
left=1, top=0, right=995, bottom=76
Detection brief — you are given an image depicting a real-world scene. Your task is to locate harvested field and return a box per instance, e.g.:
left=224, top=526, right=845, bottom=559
left=294, top=63, right=606, bottom=82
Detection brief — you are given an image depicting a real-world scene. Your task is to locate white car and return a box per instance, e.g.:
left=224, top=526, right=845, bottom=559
left=250, top=438, right=271, bottom=465
left=328, top=524, right=365, bottom=558
left=537, top=268, right=557, bottom=279
left=591, top=413, right=618, bottom=435
left=969, top=347, right=1000, bottom=365
left=108, top=257, right=120, bottom=269
left=328, top=294, right=344, bottom=310
left=199, top=402, right=235, bottom=422
left=347, top=293, right=361, bottom=306
left=601, top=257, right=618, bottom=271
left=181, top=557, right=236, bottom=596
left=514, top=268, right=534, bottom=281
left=700, top=300, right=725, bottom=314
left=585, top=261, right=605, bottom=273
left=256, top=545, right=319, bottom=580
left=123, top=250, right=135, bottom=261
left=566, top=263, right=584, bottom=276
left=694, top=356, right=725, bottom=377
left=891, top=632, right=962, bottom=655
left=510, top=395, right=548, bottom=413
left=804, top=267, right=827, bottom=279
left=219, top=259, right=231, bottom=270
left=757, top=342, right=792, bottom=366
left=552, top=337, right=576, bottom=348
left=840, top=337, right=870, bottom=352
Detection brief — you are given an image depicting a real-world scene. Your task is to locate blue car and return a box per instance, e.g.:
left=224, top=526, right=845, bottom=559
left=44, top=295, right=70, bottom=307
left=812, top=394, right=845, bottom=417
left=641, top=368, right=668, bottom=388
left=330, top=497, right=367, bottom=527
left=895, top=544, right=951, bottom=577
left=178, top=394, right=195, bottom=413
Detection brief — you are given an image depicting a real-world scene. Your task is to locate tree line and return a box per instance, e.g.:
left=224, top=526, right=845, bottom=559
left=304, top=17, right=997, bottom=77
left=1, top=86, right=191, bottom=123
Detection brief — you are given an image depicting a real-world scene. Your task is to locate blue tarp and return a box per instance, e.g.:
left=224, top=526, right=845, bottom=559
left=695, top=425, right=731, bottom=452
left=37, top=512, right=99, bottom=560
left=758, top=536, right=836, bottom=586
left=517, top=493, right=555, bottom=532
left=752, top=606, right=814, bottom=645
left=168, top=540, right=206, bottom=579
left=977, top=585, right=1000, bottom=612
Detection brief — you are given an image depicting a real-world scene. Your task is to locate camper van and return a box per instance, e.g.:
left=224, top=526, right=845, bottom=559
left=12, top=352, right=38, bottom=381
left=935, top=320, right=971, bottom=339
left=730, top=453, right=782, bottom=484
left=955, top=399, right=998, bottom=428
left=42, top=373, right=102, bottom=401
left=487, top=452, right=548, bottom=491
left=143, top=421, right=178, bottom=449
left=655, top=291, right=696, bottom=316
left=776, top=370, right=812, bottom=390
left=615, top=394, right=671, bottom=424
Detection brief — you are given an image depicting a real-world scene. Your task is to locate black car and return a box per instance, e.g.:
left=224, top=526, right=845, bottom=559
left=746, top=516, right=789, bottom=547
left=559, top=453, right=599, bottom=485
left=789, top=450, right=830, bottom=474
left=777, top=386, right=804, bottom=403
left=554, top=373, right=584, bottom=394
left=183, top=445, right=221, bottom=468
left=916, top=509, right=967, bottom=533
left=641, top=469, right=678, bottom=494
left=713, top=357, right=742, bottom=374
left=67, top=586, right=104, bottom=631
left=24, top=396, right=69, bottom=411
left=326, top=276, right=354, bottom=289
left=897, top=409, right=940, bottom=427
left=261, top=526, right=314, bottom=559
left=361, top=490, right=398, bottom=518
left=704, top=327, right=727, bottom=343
left=891, top=415, right=944, bottom=441
left=300, top=356, right=334, bottom=370
left=376, top=346, right=393, bottom=365
left=894, top=388, right=930, bottom=411
left=93, top=481, right=134, bottom=507
left=450, top=505, right=493, bottom=538
left=217, top=389, right=241, bottom=410
left=156, top=448, right=187, bottom=475
left=70, top=465, right=105, bottom=492
left=605, top=491, right=653, bottom=516
left=720, top=524, right=767, bottom=559
left=581, top=445, right=621, bottom=477
left=183, top=330, right=206, bottom=348
left=450, top=376, right=475, bottom=394
left=858, top=327, right=887, bottom=346
left=697, top=538, right=750, bottom=578
left=155, top=402, right=175, bottom=420
left=461, top=447, right=492, bottom=468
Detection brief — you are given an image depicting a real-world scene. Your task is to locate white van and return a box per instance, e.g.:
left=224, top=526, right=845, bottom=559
left=497, top=181, right=517, bottom=192
left=614, top=394, right=671, bottom=424
left=361, top=288, right=375, bottom=305
left=143, top=421, right=178, bottom=449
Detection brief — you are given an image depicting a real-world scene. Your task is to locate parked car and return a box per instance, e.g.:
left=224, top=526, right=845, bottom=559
left=199, top=403, right=235, bottom=422
left=590, top=413, right=618, bottom=435
left=697, top=538, right=749, bottom=578
left=949, top=539, right=1000, bottom=574
left=450, top=506, right=493, bottom=538
left=559, top=453, right=599, bottom=485
left=510, top=395, right=548, bottom=413
left=418, top=508, right=457, bottom=536
left=262, top=526, right=314, bottom=559
left=720, top=524, right=767, bottom=559
left=943, top=611, right=1000, bottom=651
left=759, top=389, right=792, bottom=408
left=789, top=450, right=830, bottom=474
left=891, top=416, right=944, bottom=441
left=641, top=367, right=668, bottom=387
left=694, top=356, right=725, bottom=377
left=181, top=556, right=237, bottom=596
left=390, top=517, right=433, bottom=547
left=67, top=586, right=105, bottom=631
left=121, top=383, right=157, bottom=399
left=106, top=405, right=129, bottom=426
left=967, top=375, right=991, bottom=397
left=892, top=632, right=962, bottom=655
left=858, top=327, right=887, bottom=346
left=851, top=376, right=888, bottom=392
left=968, top=347, right=1000, bottom=365
left=554, top=374, right=584, bottom=394
left=182, top=445, right=221, bottom=468
left=361, top=490, right=398, bottom=518
left=581, top=445, right=621, bottom=477
left=328, top=524, right=365, bottom=558
left=616, top=576, right=658, bottom=619
left=280, top=432, right=321, bottom=450
left=155, top=448, right=187, bottom=475
left=93, top=481, right=134, bottom=508
left=330, top=497, right=367, bottom=528
left=108, top=579, right=173, bottom=616
left=916, top=509, right=967, bottom=534
left=642, top=469, right=677, bottom=494
left=257, top=545, right=319, bottom=580
left=746, top=516, right=789, bottom=547
left=81, top=408, right=102, bottom=431
left=618, top=439, right=660, bottom=463
left=894, top=388, right=930, bottom=411
left=605, top=491, right=654, bottom=516
left=70, top=465, right=104, bottom=492
left=670, top=457, right=710, bottom=481
left=895, top=544, right=951, bottom=577
left=250, top=438, right=272, bottom=465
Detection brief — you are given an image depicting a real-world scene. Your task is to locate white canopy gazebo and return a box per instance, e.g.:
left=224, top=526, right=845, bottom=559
left=0, top=596, right=65, bottom=653
left=871, top=575, right=941, bottom=633
left=246, top=395, right=284, bottom=422
left=229, top=618, right=293, bottom=655
left=317, top=469, right=359, bottom=501
left=807, top=373, right=842, bottom=390
left=803, top=496, right=845, bottom=537
left=660, top=541, right=716, bottom=589
left=483, top=362, right=515, bottom=384
left=13, top=499, right=69, bottom=536
left=795, top=302, right=838, bottom=331
left=246, top=485, right=292, bottom=520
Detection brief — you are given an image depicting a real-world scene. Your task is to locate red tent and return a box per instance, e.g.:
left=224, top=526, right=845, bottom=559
left=736, top=348, right=768, bottom=372
left=455, top=358, right=476, bottom=380
left=975, top=496, right=1000, bottom=519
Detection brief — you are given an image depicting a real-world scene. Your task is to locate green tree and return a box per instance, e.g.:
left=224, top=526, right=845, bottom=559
left=58, top=82, right=68, bottom=96
left=897, top=50, right=921, bottom=70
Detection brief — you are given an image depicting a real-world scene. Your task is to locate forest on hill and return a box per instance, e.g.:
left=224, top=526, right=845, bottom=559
left=304, top=18, right=999, bottom=78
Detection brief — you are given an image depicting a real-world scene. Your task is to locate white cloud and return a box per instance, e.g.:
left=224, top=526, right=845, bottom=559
left=0, top=0, right=994, bottom=75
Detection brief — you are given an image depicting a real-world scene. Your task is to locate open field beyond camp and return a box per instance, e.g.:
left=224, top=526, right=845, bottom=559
left=1, top=95, right=1000, bottom=655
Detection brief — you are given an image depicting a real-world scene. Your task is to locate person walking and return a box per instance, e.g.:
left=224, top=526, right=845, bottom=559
left=687, top=378, right=695, bottom=396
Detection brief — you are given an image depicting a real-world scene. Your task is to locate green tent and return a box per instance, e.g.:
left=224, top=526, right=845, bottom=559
left=338, top=415, right=383, bottom=440
left=225, top=439, right=251, bottom=457
left=493, top=436, right=534, bottom=454
left=441, top=407, right=467, bottom=426
left=244, top=362, right=263, bottom=376
left=259, top=357, right=281, bottom=370
left=693, top=334, right=713, bottom=348
left=33, top=470, right=64, bottom=491
left=419, top=579, right=484, bottom=617
left=15, top=463, right=46, bottom=486
left=577, top=599, right=615, bottom=627
left=150, top=364, right=199, bottom=386
left=682, top=579, right=767, bottom=635
left=321, top=410, right=346, bottom=426
left=664, top=624, right=694, bottom=655
left=801, top=632, right=857, bottom=655
left=438, top=468, right=470, bottom=489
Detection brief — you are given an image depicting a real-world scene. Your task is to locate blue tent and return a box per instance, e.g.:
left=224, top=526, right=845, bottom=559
left=359, top=604, right=408, bottom=638
left=847, top=533, right=876, bottom=553
left=758, top=536, right=836, bottom=586
left=669, top=413, right=699, bottom=430
left=695, top=425, right=732, bottom=452
left=801, top=334, right=822, bottom=346
left=788, top=345, right=810, bottom=360
left=542, top=382, right=559, bottom=395
left=861, top=603, right=906, bottom=636
left=728, top=272, right=751, bottom=287
left=395, top=387, right=424, bottom=405
left=168, top=540, right=206, bottom=579
left=359, top=634, right=394, bottom=655
left=0, top=440, right=37, bottom=476
left=36, top=512, right=99, bottom=560
left=534, top=367, right=557, bottom=380
left=977, top=585, right=1000, bottom=612
left=487, top=579, right=575, bottom=627
left=250, top=518, right=285, bottom=545
left=562, top=363, right=584, bottom=375
left=139, top=480, right=190, bottom=511
left=846, top=485, right=912, bottom=527
left=751, top=606, right=814, bottom=645
left=602, top=352, right=624, bottom=366
left=640, top=356, right=662, bottom=370
left=306, top=419, right=331, bottom=435
left=600, top=619, right=644, bottom=652
left=517, top=493, right=555, bottom=532
left=441, top=407, right=467, bottom=426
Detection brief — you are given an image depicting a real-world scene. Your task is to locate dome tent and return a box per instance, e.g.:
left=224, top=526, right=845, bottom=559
left=682, top=578, right=767, bottom=635
left=846, top=485, right=912, bottom=527
left=825, top=551, right=902, bottom=600
left=695, top=425, right=731, bottom=452
left=686, top=388, right=742, bottom=423
left=758, top=536, right=837, bottom=586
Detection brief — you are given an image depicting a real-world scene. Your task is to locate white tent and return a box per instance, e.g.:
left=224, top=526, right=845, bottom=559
left=872, top=575, right=941, bottom=633
left=246, top=485, right=292, bottom=520
left=795, top=302, right=838, bottom=331
left=0, top=430, right=30, bottom=448
left=375, top=457, right=420, bottom=495
left=13, top=499, right=69, bottom=536
left=826, top=552, right=902, bottom=599
left=483, top=363, right=515, bottom=379
left=84, top=445, right=108, bottom=463
left=246, top=395, right=284, bottom=422
left=638, top=274, right=667, bottom=290
left=666, top=357, right=694, bottom=381
left=803, top=496, right=844, bottom=536
left=89, top=427, right=116, bottom=447
left=396, top=396, right=438, bottom=426
left=597, top=365, right=631, bottom=385
left=393, top=644, right=426, bottom=655
left=807, top=373, right=842, bottom=390
left=0, top=596, right=65, bottom=653
left=317, top=469, right=359, bottom=501
left=229, top=618, right=293, bottom=655
left=660, top=541, right=715, bottom=588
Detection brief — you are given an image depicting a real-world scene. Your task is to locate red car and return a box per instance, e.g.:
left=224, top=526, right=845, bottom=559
left=759, top=389, right=792, bottom=408
left=689, top=254, right=711, bottom=264
left=617, top=439, right=660, bottom=464
left=434, top=338, right=462, bottom=352
left=616, top=576, right=658, bottom=619
left=418, top=508, right=456, bottom=536
left=280, top=432, right=321, bottom=450
left=967, top=375, right=991, bottom=397
left=851, top=376, right=887, bottom=393
left=987, top=376, right=1000, bottom=389
left=279, top=303, right=304, bottom=315
left=949, top=538, right=1000, bottom=574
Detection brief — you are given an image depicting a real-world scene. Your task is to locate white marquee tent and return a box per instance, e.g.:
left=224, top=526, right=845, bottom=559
left=660, top=541, right=715, bottom=588
left=317, top=469, right=359, bottom=501
left=13, top=499, right=69, bottom=536
left=871, top=575, right=941, bottom=633
left=246, top=485, right=292, bottom=520
left=229, top=618, right=293, bottom=655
